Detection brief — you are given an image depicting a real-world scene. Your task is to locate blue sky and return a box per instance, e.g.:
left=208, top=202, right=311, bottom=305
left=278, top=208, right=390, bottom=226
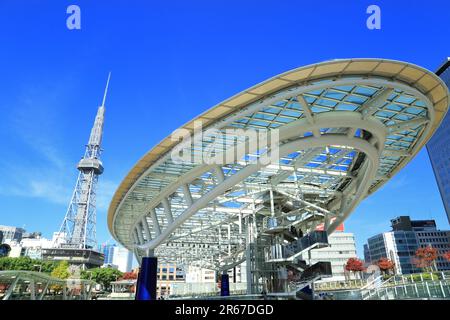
left=0, top=0, right=448, bottom=257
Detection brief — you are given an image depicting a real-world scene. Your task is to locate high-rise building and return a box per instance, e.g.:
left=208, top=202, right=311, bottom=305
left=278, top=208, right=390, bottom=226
left=99, top=243, right=116, bottom=265
left=364, top=216, right=450, bottom=274
left=0, top=225, right=25, bottom=243
left=301, top=230, right=358, bottom=282
left=112, top=246, right=133, bottom=273
left=427, top=58, right=450, bottom=224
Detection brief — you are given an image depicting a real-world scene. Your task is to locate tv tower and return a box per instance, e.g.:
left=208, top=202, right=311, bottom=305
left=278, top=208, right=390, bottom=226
left=57, top=73, right=110, bottom=250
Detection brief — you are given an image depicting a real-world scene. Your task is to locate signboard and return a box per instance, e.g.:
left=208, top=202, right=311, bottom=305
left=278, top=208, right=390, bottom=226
left=315, top=217, right=344, bottom=232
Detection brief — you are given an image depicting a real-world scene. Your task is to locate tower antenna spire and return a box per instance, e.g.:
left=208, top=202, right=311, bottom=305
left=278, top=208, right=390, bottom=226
left=55, top=74, right=109, bottom=258
left=101, top=72, right=111, bottom=107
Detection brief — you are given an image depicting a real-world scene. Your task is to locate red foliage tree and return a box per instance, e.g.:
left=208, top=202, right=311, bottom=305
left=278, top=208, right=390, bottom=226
left=376, top=257, right=395, bottom=274
left=344, top=258, right=365, bottom=280
left=345, top=258, right=365, bottom=272
left=442, top=251, right=450, bottom=263
left=120, top=272, right=138, bottom=280
left=413, top=246, right=438, bottom=271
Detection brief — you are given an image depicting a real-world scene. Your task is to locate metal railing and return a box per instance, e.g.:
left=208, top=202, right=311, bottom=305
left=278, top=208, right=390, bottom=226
left=314, top=272, right=450, bottom=300
left=362, top=272, right=450, bottom=300
left=169, top=282, right=247, bottom=298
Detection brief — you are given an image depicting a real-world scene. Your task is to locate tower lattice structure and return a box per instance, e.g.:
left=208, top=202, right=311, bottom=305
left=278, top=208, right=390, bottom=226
left=57, top=73, right=110, bottom=250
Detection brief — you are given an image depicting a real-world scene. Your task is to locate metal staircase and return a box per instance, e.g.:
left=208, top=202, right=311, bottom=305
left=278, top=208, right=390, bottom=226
left=243, top=190, right=334, bottom=299
left=263, top=227, right=332, bottom=299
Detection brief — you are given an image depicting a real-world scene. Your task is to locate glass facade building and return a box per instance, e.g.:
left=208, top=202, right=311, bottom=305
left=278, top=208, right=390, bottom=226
left=365, top=231, right=420, bottom=274
left=365, top=216, right=450, bottom=274
left=427, top=58, right=450, bottom=224
left=98, top=243, right=116, bottom=264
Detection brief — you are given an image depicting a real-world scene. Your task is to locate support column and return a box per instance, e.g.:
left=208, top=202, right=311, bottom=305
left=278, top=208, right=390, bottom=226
left=30, top=279, right=36, bottom=300
left=220, top=273, right=230, bottom=297
left=245, top=244, right=253, bottom=294
left=135, top=255, right=158, bottom=300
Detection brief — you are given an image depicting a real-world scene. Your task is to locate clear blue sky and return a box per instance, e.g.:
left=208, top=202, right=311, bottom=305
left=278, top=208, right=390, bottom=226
left=0, top=0, right=448, bottom=257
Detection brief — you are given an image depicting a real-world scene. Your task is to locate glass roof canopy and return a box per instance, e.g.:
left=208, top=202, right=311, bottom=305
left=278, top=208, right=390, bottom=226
left=108, top=59, right=449, bottom=269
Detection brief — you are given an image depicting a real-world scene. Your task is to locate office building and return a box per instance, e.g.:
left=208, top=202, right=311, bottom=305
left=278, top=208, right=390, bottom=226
left=0, top=225, right=25, bottom=243
left=157, top=263, right=186, bottom=297
left=427, top=58, right=450, bottom=224
left=111, top=246, right=133, bottom=272
left=364, top=216, right=450, bottom=274
left=391, top=217, right=450, bottom=272
left=302, top=230, right=358, bottom=282
left=99, top=243, right=116, bottom=265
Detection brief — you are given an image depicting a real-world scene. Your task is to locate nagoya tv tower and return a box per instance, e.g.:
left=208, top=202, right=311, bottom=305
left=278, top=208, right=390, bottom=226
left=57, top=73, right=110, bottom=251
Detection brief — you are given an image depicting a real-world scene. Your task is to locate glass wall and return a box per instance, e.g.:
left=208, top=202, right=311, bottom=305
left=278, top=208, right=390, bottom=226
left=427, top=61, right=450, bottom=224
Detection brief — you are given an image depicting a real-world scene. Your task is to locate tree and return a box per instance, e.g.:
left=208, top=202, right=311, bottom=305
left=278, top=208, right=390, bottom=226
left=443, top=251, right=450, bottom=263
left=81, top=267, right=123, bottom=291
left=40, top=261, right=59, bottom=273
left=51, top=261, right=70, bottom=280
left=120, top=271, right=137, bottom=280
left=0, top=256, right=58, bottom=273
left=345, top=258, right=365, bottom=272
left=344, top=258, right=365, bottom=279
left=0, top=256, right=33, bottom=271
left=376, top=257, right=395, bottom=275
left=413, top=246, right=438, bottom=272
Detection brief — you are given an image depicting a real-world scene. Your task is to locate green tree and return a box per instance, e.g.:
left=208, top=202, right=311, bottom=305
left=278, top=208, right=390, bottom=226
left=0, top=256, right=58, bottom=273
left=81, top=267, right=123, bottom=291
left=51, top=261, right=70, bottom=279
left=0, top=256, right=34, bottom=271
left=0, top=257, right=14, bottom=270
left=39, top=261, right=58, bottom=273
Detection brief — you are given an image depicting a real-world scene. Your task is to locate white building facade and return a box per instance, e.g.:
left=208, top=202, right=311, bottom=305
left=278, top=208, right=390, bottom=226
left=302, top=231, right=358, bottom=282
left=112, top=246, right=133, bottom=272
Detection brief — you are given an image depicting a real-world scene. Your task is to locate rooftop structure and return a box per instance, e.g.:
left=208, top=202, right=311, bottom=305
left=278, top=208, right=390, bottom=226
left=108, top=58, right=449, bottom=297
left=0, top=225, right=25, bottom=244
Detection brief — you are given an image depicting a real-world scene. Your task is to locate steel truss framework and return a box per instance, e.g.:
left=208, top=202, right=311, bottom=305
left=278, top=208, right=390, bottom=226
left=58, top=74, right=110, bottom=250
left=0, top=271, right=95, bottom=300
left=108, top=59, right=449, bottom=273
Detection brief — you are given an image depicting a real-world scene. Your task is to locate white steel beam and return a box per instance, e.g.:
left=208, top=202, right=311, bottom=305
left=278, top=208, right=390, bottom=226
left=162, top=198, right=174, bottom=224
